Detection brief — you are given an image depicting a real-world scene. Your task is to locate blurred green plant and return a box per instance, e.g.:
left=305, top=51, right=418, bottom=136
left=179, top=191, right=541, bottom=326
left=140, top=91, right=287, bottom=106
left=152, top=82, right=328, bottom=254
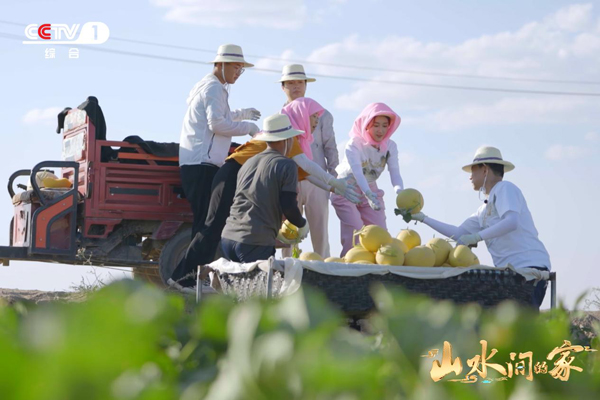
left=0, top=280, right=597, bottom=400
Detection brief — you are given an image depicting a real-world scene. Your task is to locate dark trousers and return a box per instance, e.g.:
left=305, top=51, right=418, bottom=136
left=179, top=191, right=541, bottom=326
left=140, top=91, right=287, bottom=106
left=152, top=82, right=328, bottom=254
left=171, top=160, right=242, bottom=286
left=180, top=163, right=219, bottom=238
left=529, top=267, right=549, bottom=310
left=221, top=238, right=275, bottom=263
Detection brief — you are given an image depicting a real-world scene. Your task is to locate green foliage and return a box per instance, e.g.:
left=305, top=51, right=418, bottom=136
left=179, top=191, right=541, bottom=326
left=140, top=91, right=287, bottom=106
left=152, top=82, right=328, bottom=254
left=0, top=280, right=598, bottom=400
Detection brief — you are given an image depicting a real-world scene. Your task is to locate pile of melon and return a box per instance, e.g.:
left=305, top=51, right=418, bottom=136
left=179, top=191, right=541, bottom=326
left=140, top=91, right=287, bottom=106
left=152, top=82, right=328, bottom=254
left=295, top=188, right=481, bottom=267
left=296, top=225, right=480, bottom=268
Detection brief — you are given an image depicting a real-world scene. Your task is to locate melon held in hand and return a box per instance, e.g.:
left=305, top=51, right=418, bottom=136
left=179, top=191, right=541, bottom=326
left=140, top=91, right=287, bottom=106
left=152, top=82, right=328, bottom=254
left=396, top=188, right=424, bottom=214
left=279, top=220, right=299, bottom=240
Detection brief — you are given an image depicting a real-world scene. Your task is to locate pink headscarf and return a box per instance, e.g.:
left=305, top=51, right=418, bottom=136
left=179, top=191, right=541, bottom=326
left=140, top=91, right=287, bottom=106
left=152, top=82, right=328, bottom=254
left=281, top=97, right=324, bottom=160
left=349, top=103, right=401, bottom=153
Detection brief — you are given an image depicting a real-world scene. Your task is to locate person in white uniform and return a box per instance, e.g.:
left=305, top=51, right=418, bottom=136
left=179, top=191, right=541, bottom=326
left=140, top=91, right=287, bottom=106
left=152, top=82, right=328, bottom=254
left=279, top=64, right=339, bottom=258
left=179, top=44, right=261, bottom=239
left=408, top=146, right=551, bottom=309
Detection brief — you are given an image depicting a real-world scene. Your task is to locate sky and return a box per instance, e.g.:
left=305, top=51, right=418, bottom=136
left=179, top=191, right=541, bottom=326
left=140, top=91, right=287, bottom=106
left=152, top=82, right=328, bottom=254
left=0, top=0, right=599, bottom=310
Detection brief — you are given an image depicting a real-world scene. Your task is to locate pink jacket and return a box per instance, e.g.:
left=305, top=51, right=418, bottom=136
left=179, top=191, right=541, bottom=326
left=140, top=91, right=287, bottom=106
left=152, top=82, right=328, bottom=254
left=281, top=97, right=324, bottom=160
left=349, top=102, right=400, bottom=153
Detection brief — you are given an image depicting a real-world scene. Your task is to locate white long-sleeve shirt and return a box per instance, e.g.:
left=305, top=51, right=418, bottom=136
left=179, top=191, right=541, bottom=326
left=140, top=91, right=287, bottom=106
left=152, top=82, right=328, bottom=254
left=458, top=181, right=551, bottom=270
left=336, top=137, right=403, bottom=194
left=423, top=181, right=551, bottom=270
left=179, top=74, right=256, bottom=167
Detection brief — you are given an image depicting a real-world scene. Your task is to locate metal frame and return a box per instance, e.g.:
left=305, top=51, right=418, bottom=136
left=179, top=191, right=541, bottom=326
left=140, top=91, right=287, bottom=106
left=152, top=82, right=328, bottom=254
left=266, top=258, right=274, bottom=299
left=199, top=263, right=558, bottom=311
left=7, top=169, right=33, bottom=198
left=550, top=272, right=557, bottom=310
left=28, top=161, right=79, bottom=256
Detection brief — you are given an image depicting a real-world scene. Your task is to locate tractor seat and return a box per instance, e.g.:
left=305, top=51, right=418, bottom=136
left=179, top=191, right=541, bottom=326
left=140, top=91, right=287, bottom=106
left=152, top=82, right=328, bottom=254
left=12, top=189, right=82, bottom=206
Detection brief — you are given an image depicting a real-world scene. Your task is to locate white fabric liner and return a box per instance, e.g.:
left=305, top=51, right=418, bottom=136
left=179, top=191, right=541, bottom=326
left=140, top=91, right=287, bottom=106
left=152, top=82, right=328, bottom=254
left=208, top=257, right=550, bottom=297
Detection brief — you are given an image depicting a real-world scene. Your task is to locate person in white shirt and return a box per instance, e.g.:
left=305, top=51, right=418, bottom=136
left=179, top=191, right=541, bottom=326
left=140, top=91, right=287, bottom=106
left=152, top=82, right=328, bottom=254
left=332, top=103, right=404, bottom=256
left=179, top=44, right=261, bottom=240
left=408, top=146, right=551, bottom=309
left=279, top=64, right=340, bottom=258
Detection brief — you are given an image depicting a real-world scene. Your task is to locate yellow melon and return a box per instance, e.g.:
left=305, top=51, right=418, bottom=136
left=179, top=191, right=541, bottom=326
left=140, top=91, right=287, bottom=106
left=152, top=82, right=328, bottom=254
left=324, top=257, right=345, bottom=263
left=356, top=225, right=392, bottom=253
left=344, top=246, right=376, bottom=264
left=404, top=246, right=436, bottom=267
left=31, top=170, right=58, bottom=189
left=279, top=220, right=299, bottom=240
left=397, top=229, right=421, bottom=250
left=299, top=251, right=323, bottom=262
left=376, top=244, right=405, bottom=266
left=426, top=238, right=453, bottom=267
left=353, top=260, right=375, bottom=265
left=448, top=245, right=478, bottom=267
left=441, top=263, right=452, bottom=267
left=390, top=238, right=408, bottom=254
left=395, top=188, right=424, bottom=214
left=42, top=177, right=72, bottom=189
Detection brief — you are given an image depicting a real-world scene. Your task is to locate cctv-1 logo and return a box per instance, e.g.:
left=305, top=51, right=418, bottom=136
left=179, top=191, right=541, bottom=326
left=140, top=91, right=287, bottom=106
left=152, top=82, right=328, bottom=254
left=23, top=22, right=109, bottom=45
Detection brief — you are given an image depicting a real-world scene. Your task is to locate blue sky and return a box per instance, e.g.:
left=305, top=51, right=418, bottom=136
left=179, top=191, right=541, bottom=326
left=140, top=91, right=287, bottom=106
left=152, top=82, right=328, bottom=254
left=0, top=0, right=599, bottom=309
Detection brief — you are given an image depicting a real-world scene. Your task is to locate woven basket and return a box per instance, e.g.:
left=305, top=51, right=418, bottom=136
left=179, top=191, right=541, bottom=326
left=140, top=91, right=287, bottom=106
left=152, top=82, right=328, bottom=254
left=217, top=267, right=539, bottom=317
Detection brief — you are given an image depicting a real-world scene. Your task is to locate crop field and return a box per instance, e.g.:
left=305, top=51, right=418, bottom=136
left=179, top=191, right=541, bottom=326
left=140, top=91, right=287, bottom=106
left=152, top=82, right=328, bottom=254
left=0, top=281, right=598, bottom=399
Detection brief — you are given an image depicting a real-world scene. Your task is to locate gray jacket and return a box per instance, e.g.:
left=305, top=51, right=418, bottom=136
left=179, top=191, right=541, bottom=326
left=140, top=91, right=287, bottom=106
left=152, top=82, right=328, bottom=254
left=310, top=109, right=339, bottom=176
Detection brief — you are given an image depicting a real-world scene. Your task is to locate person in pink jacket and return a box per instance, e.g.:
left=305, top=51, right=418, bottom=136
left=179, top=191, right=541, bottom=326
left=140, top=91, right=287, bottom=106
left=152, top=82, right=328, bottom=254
left=332, top=103, right=404, bottom=256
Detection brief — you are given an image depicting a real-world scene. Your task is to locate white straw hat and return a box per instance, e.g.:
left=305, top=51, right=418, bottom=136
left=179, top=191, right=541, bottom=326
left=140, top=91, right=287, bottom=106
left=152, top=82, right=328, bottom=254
left=209, top=44, right=254, bottom=67
left=278, top=64, right=316, bottom=83
left=253, top=114, right=304, bottom=142
left=462, top=146, right=515, bottom=173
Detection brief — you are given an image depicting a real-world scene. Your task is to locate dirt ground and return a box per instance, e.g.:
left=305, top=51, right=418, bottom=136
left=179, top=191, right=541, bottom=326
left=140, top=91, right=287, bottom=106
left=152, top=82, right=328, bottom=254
left=0, top=288, right=88, bottom=304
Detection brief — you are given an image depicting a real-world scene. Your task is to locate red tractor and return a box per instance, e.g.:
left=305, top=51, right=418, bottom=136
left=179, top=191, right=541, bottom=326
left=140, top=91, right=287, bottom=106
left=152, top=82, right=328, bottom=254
left=2, top=97, right=231, bottom=285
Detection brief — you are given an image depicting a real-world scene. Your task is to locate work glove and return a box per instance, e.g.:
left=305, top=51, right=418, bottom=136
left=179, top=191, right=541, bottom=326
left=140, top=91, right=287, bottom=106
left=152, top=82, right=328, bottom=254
left=248, top=123, right=261, bottom=137
left=329, top=177, right=361, bottom=204
left=239, top=108, right=261, bottom=121
left=365, top=190, right=381, bottom=211
left=458, top=233, right=482, bottom=247
left=394, top=209, right=426, bottom=223
left=410, top=212, right=427, bottom=222
left=297, top=220, right=310, bottom=241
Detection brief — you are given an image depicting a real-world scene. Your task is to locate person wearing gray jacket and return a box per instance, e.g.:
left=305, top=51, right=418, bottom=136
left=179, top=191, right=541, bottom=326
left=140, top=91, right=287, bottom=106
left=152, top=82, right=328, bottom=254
left=279, top=64, right=339, bottom=258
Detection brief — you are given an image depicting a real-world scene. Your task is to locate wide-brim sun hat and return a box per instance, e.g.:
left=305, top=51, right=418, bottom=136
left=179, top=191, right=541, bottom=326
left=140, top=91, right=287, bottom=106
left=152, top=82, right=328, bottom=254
left=209, top=44, right=254, bottom=68
left=278, top=64, right=316, bottom=83
left=253, top=114, right=304, bottom=142
left=462, top=146, right=515, bottom=173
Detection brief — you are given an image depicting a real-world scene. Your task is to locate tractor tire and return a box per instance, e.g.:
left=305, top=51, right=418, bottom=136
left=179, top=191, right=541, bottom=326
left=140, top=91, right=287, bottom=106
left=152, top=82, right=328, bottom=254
left=132, top=266, right=165, bottom=286
left=158, top=226, right=192, bottom=285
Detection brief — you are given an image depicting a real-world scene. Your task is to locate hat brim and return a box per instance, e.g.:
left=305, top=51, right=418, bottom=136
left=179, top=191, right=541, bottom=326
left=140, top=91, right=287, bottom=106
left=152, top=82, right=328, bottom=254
left=253, top=128, right=304, bottom=142
left=462, top=160, right=515, bottom=173
left=278, top=76, right=316, bottom=83
left=209, top=57, right=254, bottom=68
